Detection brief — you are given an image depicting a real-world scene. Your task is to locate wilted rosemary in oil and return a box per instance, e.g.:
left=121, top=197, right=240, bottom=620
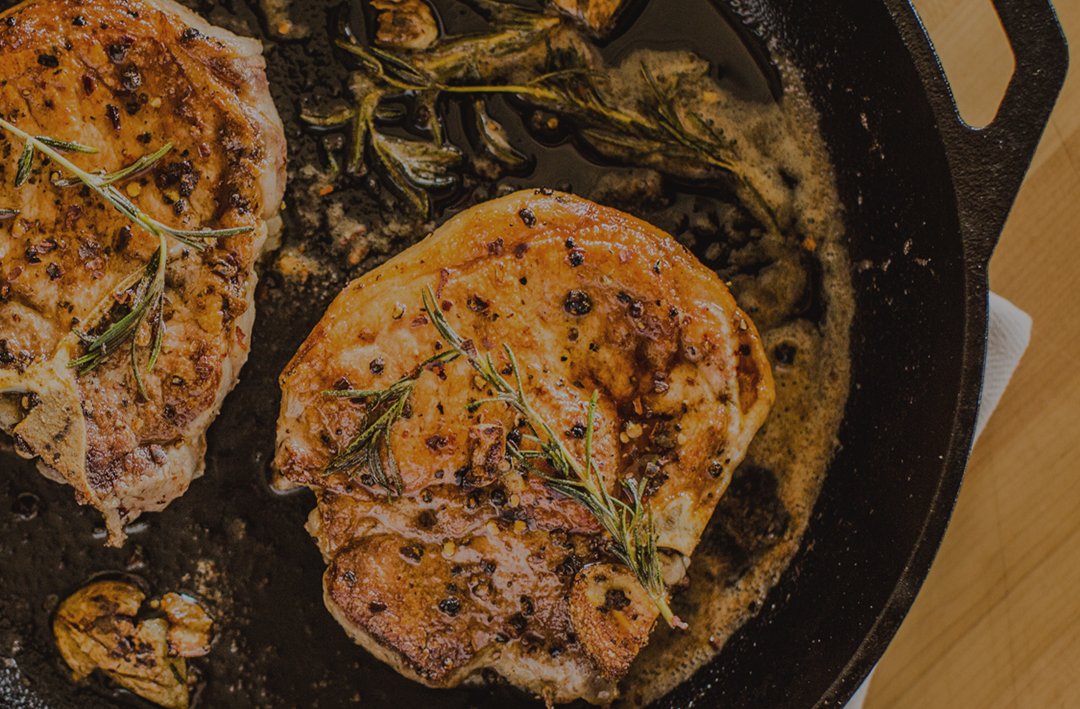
left=0, top=118, right=253, bottom=398
left=420, top=288, right=684, bottom=628
left=322, top=349, right=460, bottom=495
left=303, top=75, right=462, bottom=215
left=305, top=4, right=777, bottom=229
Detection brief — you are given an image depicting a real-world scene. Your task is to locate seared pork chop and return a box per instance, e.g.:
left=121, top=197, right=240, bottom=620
left=275, top=191, right=773, bottom=704
left=0, top=0, right=286, bottom=545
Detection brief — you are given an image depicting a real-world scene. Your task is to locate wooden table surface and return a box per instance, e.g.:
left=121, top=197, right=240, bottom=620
left=866, top=1, right=1080, bottom=707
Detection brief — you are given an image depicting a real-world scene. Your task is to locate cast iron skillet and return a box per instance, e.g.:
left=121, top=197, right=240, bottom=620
left=0, top=0, right=1068, bottom=707
left=699, top=1, right=1068, bottom=706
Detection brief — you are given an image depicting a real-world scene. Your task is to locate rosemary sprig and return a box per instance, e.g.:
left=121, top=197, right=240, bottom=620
left=420, top=288, right=684, bottom=628
left=313, top=8, right=780, bottom=230
left=322, top=350, right=459, bottom=495
left=324, top=378, right=414, bottom=496
left=0, top=118, right=253, bottom=249
left=69, top=240, right=167, bottom=401
left=0, top=118, right=254, bottom=397
left=302, top=73, right=462, bottom=214
left=53, top=142, right=174, bottom=188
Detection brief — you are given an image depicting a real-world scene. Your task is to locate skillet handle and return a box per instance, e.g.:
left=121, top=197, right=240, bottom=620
left=915, top=0, right=1069, bottom=265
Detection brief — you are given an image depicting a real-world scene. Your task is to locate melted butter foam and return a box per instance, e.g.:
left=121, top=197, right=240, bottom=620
left=618, top=54, right=854, bottom=706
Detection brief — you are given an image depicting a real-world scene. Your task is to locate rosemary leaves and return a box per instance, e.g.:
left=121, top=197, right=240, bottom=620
left=0, top=118, right=254, bottom=397
left=323, top=378, right=418, bottom=496
left=69, top=242, right=166, bottom=399
left=307, top=4, right=779, bottom=229
left=322, top=350, right=459, bottom=495
left=420, top=288, right=684, bottom=628
left=303, top=74, right=462, bottom=215
left=320, top=288, right=682, bottom=625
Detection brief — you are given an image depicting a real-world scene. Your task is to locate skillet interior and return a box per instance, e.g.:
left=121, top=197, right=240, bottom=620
left=0, top=0, right=979, bottom=707
left=658, top=1, right=975, bottom=705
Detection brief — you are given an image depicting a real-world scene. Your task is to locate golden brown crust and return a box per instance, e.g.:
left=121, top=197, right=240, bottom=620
left=275, top=190, right=773, bottom=703
left=0, top=0, right=285, bottom=543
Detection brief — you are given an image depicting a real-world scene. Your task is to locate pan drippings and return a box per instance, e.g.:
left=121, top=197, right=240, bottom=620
left=615, top=56, right=853, bottom=704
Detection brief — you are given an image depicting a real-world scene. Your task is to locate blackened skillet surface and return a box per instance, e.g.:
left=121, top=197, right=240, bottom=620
left=0, top=0, right=971, bottom=708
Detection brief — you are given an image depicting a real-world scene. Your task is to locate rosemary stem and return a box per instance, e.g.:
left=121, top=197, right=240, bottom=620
left=652, top=588, right=682, bottom=628
left=437, top=83, right=562, bottom=101
left=130, top=233, right=168, bottom=399
left=0, top=117, right=165, bottom=242
left=421, top=288, right=684, bottom=628
left=0, top=118, right=253, bottom=393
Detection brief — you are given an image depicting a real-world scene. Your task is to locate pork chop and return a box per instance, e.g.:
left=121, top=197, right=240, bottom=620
left=274, top=190, right=773, bottom=704
left=0, top=0, right=286, bottom=545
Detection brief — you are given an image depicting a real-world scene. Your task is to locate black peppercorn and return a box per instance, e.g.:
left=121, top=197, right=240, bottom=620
left=604, top=589, right=631, bottom=611
left=120, top=65, right=142, bottom=92
left=106, top=42, right=130, bottom=63
left=508, top=612, right=527, bottom=635
left=400, top=544, right=424, bottom=561
left=563, top=290, right=592, bottom=316
left=438, top=596, right=462, bottom=616
left=467, top=294, right=490, bottom=312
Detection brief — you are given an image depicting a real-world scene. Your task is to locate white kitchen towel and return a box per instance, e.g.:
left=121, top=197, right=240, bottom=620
left=845, top=291, right=1033, bottom=709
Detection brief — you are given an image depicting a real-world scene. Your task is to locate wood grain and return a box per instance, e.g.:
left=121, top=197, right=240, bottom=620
left=866, top=1, right=1080, bottom=707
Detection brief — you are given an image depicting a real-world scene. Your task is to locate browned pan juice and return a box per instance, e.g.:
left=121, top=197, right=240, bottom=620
left=0, top=0, right=851, bottom=706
